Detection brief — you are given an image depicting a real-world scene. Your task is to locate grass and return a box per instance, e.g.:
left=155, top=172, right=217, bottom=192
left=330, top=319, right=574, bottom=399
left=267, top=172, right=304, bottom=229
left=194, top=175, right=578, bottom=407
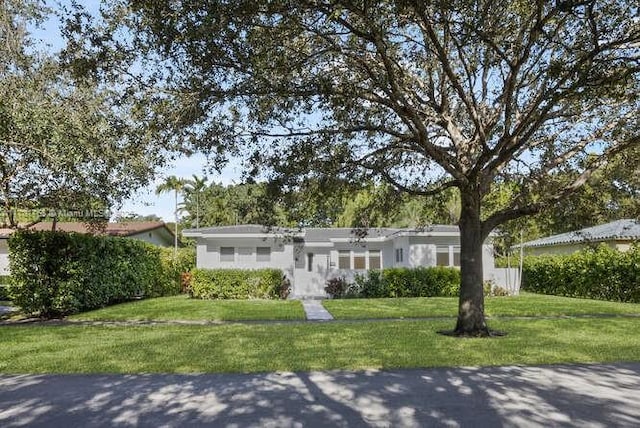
left=69, top=295, right=306, bottom=322
left=322, top=293, right=640, bottom=319
left=1, top=317, right=640, bottom=373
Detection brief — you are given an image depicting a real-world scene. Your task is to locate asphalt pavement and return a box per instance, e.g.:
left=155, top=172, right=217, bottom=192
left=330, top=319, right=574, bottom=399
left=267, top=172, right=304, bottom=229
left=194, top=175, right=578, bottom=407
left=1, top=363, right=639, bottom=427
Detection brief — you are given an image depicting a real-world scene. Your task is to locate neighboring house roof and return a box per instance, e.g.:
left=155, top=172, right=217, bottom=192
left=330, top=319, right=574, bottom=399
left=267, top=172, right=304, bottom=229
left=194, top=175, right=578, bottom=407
left=182, top=224, right=462, bottom=242
left=520, top=219, right=640, bottom=248
left=0, top=221, right=175, bottom=239
left=183, top=224, right=295, bottom=235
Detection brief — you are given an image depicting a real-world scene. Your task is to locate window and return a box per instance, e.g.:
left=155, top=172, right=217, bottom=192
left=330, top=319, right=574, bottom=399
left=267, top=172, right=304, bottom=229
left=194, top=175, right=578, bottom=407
left=220, top=247, right=234, bottom=262
left=436, top=247, right=449, bottom=266
left=353, top=252, right=366, bottom=270
left=256, top=246, right=271, bottom=262
left=369, top=250, right=381, bottom=269
left=436, top=252, right=449, bottom=266
left=338, top=250, right=350, bottom=269
left=395, top=248, right=404, bottom=263
left=307, top=253, right=314, bottom=272
left=453, top=252, right=461, bottom=267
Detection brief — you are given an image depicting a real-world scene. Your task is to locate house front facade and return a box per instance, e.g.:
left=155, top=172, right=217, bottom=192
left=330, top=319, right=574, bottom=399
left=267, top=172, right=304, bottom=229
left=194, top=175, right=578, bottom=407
left=183, top=225, right=515, bottom=298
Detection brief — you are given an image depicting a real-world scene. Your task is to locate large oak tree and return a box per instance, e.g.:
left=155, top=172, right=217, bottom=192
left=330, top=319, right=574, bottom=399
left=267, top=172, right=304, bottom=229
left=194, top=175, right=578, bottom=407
left=67, top=0, right=640, bottom=335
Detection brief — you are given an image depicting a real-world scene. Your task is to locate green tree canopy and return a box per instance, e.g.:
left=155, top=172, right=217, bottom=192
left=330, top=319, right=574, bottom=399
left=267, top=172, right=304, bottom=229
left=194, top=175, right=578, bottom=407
left=0, top=0, right=168, bottom=229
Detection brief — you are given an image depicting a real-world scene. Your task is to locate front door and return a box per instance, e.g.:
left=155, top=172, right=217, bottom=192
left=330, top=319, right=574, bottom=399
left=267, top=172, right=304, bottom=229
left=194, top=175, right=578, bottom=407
left=293, top=249, right=330, bottom=297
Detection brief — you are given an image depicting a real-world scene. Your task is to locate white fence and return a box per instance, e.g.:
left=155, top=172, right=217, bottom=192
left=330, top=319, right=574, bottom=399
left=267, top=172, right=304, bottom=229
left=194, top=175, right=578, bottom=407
left=485, top=268, right=521, bottom=295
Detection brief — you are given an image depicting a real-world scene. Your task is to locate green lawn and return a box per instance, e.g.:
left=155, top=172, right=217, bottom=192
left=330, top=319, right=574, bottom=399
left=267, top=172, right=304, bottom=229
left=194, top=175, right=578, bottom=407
left=322, top=293, right=640, bottom=319
left=1, top=317, right=639, bottom=373
left=69, top=295, right=305, bottom=322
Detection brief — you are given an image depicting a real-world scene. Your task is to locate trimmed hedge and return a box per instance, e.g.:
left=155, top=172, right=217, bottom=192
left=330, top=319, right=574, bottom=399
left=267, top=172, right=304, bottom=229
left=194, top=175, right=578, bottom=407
left=329, top=267, right=461, bottom=299
left=160, top=246, right=196, bottom=292
left=8, top=230, right=177, bottom=317
left=522, top=245, right=640, bottom=303
left=0, top=276, right=10, bottom=301
left=190, top=268, right=287, bottom=300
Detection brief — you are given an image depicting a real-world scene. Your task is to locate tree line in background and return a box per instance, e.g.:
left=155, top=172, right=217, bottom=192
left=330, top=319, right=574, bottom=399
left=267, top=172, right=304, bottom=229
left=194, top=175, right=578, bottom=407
left=171, top=155, right=639, bottom=254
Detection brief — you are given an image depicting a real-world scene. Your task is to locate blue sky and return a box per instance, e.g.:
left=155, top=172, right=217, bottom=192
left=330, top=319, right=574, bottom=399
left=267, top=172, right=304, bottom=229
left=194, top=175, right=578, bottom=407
left=31, top=0, right=241, bottom=221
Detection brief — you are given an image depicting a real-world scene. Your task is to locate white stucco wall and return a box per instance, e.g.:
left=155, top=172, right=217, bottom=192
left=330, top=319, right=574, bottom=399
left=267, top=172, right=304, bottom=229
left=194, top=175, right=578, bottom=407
left=524, top=240, right=636, bottom=256
left=0, top=239, right=9, bottom=276
left=485, top=268, right=521, bottom=295
left=409, top=243, right=436, bottom=267
left=196, top=237, right=295, bottom=278
left=129, top=229, right=174, bottom=247
left=482, top=244, right=495, bottom=272
left=393, top=236, right=410, bottom=268
left=293, top=246, right=332, bottom=297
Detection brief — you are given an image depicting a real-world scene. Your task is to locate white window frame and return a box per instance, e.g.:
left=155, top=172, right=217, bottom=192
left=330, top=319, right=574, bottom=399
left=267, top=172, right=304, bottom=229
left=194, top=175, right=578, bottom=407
left=452, top=246, right=461, bottom=267
left=335, top=249, right=383, bottom=270
left=436, top=246, right=450, bottom=266
left=338, top=250, right=351, bottom=269
left=368, top=250, right=381, bottom=270
left=435, top=245, right=461, bottom=267
left=352, top=250, right=366, bottom=270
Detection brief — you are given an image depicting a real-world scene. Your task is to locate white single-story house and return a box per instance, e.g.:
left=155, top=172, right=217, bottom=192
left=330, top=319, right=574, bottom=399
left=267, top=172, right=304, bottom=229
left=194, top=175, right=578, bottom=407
left=0, top=221, right=175, bottom=275
left=183, top=225, right=518, bottom=298
left=519, top=219, right=640, bottom=256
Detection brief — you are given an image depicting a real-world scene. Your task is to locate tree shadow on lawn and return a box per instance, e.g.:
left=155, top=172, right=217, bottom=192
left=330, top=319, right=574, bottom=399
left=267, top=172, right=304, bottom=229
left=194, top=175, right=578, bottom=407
left=1, top=363, right=639, bottom=427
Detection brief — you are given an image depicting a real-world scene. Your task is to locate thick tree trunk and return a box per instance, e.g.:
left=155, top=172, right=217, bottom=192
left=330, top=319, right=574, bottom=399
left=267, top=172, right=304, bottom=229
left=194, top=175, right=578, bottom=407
left=454, top=190, right=491, bottom=336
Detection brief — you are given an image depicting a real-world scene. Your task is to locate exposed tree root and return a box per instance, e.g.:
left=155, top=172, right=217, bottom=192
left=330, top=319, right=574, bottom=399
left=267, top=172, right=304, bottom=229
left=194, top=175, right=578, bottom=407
left=437, top=328, right=507, bottom=338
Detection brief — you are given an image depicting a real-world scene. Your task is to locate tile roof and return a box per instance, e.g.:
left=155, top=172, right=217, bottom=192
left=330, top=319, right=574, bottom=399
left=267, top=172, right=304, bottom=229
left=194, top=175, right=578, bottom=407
left=521, top=219, right=640, bottom=248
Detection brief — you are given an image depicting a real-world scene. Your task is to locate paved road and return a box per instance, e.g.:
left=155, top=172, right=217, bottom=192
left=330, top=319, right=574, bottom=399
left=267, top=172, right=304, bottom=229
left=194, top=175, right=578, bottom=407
left=1, top=363, right=639, bottom=427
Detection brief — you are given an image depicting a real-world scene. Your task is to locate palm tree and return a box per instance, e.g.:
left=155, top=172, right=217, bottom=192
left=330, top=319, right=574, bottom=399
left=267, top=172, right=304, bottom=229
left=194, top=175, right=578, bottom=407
left=184, top=175, right=208, bottom=229
left=156, top=175, right=187, bottom=259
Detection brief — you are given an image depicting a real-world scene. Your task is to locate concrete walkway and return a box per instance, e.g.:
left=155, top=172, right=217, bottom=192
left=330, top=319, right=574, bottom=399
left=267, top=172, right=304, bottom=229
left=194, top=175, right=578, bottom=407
left=1, top=363, right=639, bottom=427
left=301, top=299, right=334, bottom=321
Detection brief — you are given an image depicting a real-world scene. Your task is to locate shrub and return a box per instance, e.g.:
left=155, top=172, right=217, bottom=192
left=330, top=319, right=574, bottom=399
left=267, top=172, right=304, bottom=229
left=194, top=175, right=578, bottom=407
left=491, top=286, right=511, bottom=297
left=0, top=276, right=10, bottom=301
left=280, top=276, right=292, bottom=299
left=344, top=267, right=461, bottom=299
left=8, top=230, right=176, bottom=317
left=159, top=246, right=196, bottom=292
left=522, top=244, right=640, bottom=303
left=190, top=268, right=287, bottom=300
left=482, top=280, right=511, bottom=297
left=325, top=277, right=349, bottom=299
left=180, top=272, right=193, bottom=293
